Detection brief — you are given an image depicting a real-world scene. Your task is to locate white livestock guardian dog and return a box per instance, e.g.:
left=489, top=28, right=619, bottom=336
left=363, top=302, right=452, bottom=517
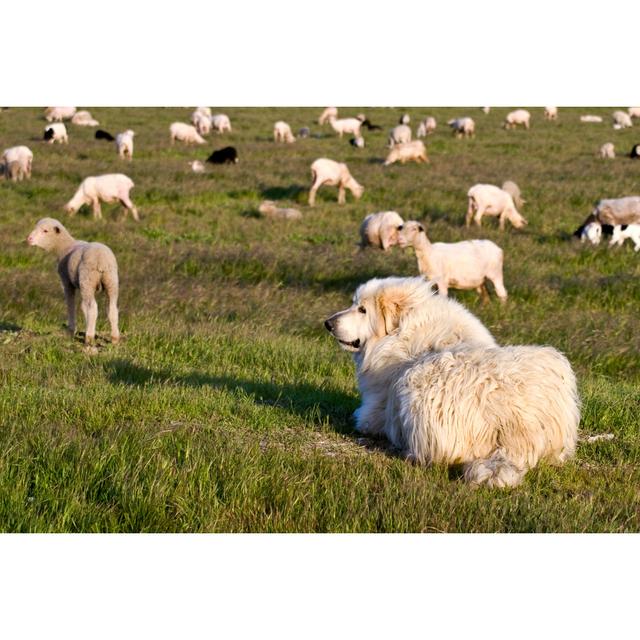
left=324, top=277, right=580, bottom=488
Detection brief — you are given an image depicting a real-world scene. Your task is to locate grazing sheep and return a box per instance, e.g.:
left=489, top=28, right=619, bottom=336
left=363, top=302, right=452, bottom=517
left=501, top=180, right=525, bottom=209
left=482, top=107, right=491, bottom=114
left=611, top=224, right=640, bottom=251
left=397, top=220, right=508, bottom=301
left=193, top=112, right=212, bottom=136
left=580, top=115, right=603, bottom=123
left=416, top=117, right=436, bottom=138
left=630, top=143, right=640, bottom=159
left=65, top=174, right=139, bottom=221
left=258, top=201, right=302, bottom=221
left=629, top=108, right=640, bottom=119
left=115, top=130, right=135, bottom=160
left=95, top=129, right=115, bottom=141
left=71, top=110, right=99, bottom=126
left=27, top=218, right=120, bottom=344
left=600, top=142, right=615, bottom=159
left=298, top=127, right=311, bottom=138
left=503, top=109, right=531, bottom=130
left=467, top=184, right=528, bottom=230
left=192, top=107, right=212, bottom=120
left=359, top=211, right=404, bottom=251
left=360, top=118, right=382, bottom=131
left=308, top=158, right=364, bottom=206
left=189, top=160, right=205, bottom=173
left=448, top=117, right=475, bottom=138
left=206, top=146, right=238, bottom=164
left=318, top=107, right=338, bottom=125
left=388, top=124, right=412, bottom=147
left=44, top=123, right=68, bottom=144
left=544, top=107, right=558, bottom=120
left=211, top=114, right=232, bottom=133
left=170, top=122, right=205, bottom=145
left=44, top=107, right=76, bottom=122
left=328, top=116, right=362, bottom=138
left=2, top=145, right=33, bottom=180
left=612, top=111, right=633, bottom=129
left=384, top=140, right=429, bottom=166
left=573, top=214, right=615, bottom=243
left=592, top=196, right=640, bottom=226
left=350, top=136, right=365, bottom=148
left=400, top=114, right=410, bottom=125
left=273, top=121, right=296, bottom=143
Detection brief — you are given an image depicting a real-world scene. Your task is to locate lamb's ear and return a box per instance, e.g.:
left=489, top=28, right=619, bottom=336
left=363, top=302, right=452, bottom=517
left=54, top=226, right=60, bottom=234
left=418, top=224, right=425, bottom=232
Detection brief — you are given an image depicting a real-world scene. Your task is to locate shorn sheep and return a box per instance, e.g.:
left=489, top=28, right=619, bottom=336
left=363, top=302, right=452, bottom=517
left=600, top=142, right=615, bottom=159
left=504, top=109, right=531, bottom=130
left=388, top=124, right=412, bottom=147
left=501, top=180, right=525, bottom=209
left=416, top=117, right=436, bottom=137
left=448, top=117, right=475, bottom=138
left=211, top=114, right=232, bottom=133
left=397, top=220, right=508, bottom=301
left=328, top=116, right=362, bottom=138
left=467, top=184, right=527, bottom=230
left=544, top=107, right=558, bottom=120
left=359, top=211, right=404, bottom=251
left=258, top=201, right=302, bottom=221
left=318, top=107, right=338, bottom=125
left=65, top=174, right=139, bottom=221
left=170, top=122, right=205, bottom=145
left=71, top=110, right=99, bottom=126
left=44, top=107, right=76, bottom=122
left=612, top=111, right=633, bottom=129
left=592, top=196, right=640, bottom=226
left=308, top=158, right=364, bottom=206
left=384, top=140, right=428, bottom=166
left=273, top=121, right=296, bottom=143
left=2, top=145, right=33, bottom=181
left=115, top=130, right=135, bottom=160
left=27, top=218, right=120, bottom=345
left=44, top=123, right=68, bottom=144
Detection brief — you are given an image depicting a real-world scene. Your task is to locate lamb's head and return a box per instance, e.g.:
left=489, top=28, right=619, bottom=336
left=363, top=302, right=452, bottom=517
left=581, top=221, right=602, bottom=245
left=347, top=176, right=364, bottom=200
left=27, top=217, right=69, bottom=251
left=506, top=207, right=528, bottom=228
left=397, top=220, right=426, bottom=248
left=258, top=200, right=277, bottom=215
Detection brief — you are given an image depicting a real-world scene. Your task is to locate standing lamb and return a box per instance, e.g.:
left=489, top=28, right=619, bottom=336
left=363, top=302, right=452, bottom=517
left=448, top=117, right=475, bottom=138
left=26, top=218, right=120, bottom=345
left=599, top=142, right=615, bottom=159
left=328, top=116, right=362, bottom=138
left=544, top=107, right=558, bottom=120
left=170, top=122, right=206, bottom=144
left=612, top=111, right=633, bottom=129
left=467, top=184, right=527, bottom=230
left=359, top=211, right=404, bottom=251
left=397, top=220, right=508, bottom=301
left=64, top=174, right=139, bottom=221
left=71, top=110, right=99, bottom=126
left=384, top=140, right=429, bottom=166
left=273, top=121, right=296, bottom=143
left=501, top=180, right=525, bottom=209
left=416, top=117, right=436, bottom=137
left=2, top=145, right=33, bottom=181
left=193, top=112, right=212, bottom=136
left=388, top=124, right=412, bottom=147
left=211, top=114, right=232, bottom=133
left=44, top=123, right=68, bottom=144
left=318, top=107, right=338, bottom=125
left=115, top=130, right=135, bottom=160
left=503, top=109, right=531, bottom=130
left=308, top=158, right=364, bottom=206
left=44, top=107, right=77, bottom=122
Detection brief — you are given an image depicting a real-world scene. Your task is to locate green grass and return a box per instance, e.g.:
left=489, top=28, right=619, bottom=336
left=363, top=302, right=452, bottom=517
left=1, top=107, right=639, bottom=532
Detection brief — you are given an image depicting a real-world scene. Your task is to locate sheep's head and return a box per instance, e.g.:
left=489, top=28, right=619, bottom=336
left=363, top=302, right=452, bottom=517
left=349, top=179, right=364, bottom=200
left=27, top=218, right=67, bottom=251
left=507, top=208, right=528, bottom=228
left=397, top=221, right=426, bottom=248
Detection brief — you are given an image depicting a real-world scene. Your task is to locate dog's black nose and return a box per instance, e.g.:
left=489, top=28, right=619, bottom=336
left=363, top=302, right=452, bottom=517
left=324, top=319, right=334, bottom=332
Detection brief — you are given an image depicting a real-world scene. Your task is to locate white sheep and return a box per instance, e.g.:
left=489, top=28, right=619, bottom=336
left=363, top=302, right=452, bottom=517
left=65, top=174, right=139, bottom=221
left=400, top=114, right=410, bottom=125
left=308, top=158, right=364, bottom=206
left=189, top=160, right=205, bottom=173
left=27, top=217, right=120, bottom=345
left=2, top=145, right=33, bottom=181
left=544, top=107, right=558, bottom=120
left=384, top=140, right=429, bottom=166
left=416, top=117, right=436, bottom=138
left=504, top=109, right=531, bottom=130
left=599, top=142, right=615, bottom=159
left=115, top=130, right=135, bottom=160
left=467, top=184, right=528, bottom=230
left=193, top=112, right=212, bottom=136
left=350, top=136, right=365, bottom=148
left=611, top=224, right=640, bottom=251
left=192, top=107, right=212, bottom=121
left=44, top=122, right=68, bottom=144
left=71, top=110, right=99, bottom=126
left=501, top=180, right=525, bottom=209
left=448, top=117, right=475, bottom=138
left=397, top=220, right=508, bottom=301
left=318, top=107, right=338, bottom=125
left=328, top=116, right=362, bottom=138
left=211, top=114, right=232, bottom=133
left=628, top=107, right=640, bottom=119
left=482, top=107, right=491, bottom=114
left=580, top=115, right=603, bottom=123
left=388, top=124, right=412, bottom=147
left=593, top=196, right=640, bottom=226
left=359, top=211, right=404, bottom=251
left=273, top=121, right=296, bottom=143
left=258, top=201, right=302, bottom=220
left=44, top=107, right=77, bottom=122
left=170, top=122, right=206, bottom=144
left=612, top=111, right=633, bottom=128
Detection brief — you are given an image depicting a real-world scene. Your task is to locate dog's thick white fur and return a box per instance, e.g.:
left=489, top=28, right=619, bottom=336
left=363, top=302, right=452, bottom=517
left=324, top=277, right=580, bottom=487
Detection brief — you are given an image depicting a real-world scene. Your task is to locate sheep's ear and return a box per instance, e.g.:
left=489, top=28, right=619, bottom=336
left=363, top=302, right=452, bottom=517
left=54, top=226, right=60, bottom=234
left=418, top=224, right=425, bottom=232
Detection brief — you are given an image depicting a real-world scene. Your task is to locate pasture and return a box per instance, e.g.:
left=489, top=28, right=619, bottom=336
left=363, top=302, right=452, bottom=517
left=1, top=106, right=639, bottom=532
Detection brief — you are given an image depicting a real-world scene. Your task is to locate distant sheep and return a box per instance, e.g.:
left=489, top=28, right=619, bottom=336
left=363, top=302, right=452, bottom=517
left=2, top=145, right=33, bottom=181
left=384, top=140, right=428, bottom=166
left=388, top=124, right=412, bottom=147
left=482, top=107, right=491, bottom=114
left=191, top=107, right=212, bottom=124
left=400, top=114, right=410, bottom=125
left=360, top=118, right=382, bottom=131
left=467, top=184, right=527, bottom=230
left=580, top=115, right=603, bottom=123
left=189, top=160, right=205, bottom=173
left=629, top=108, right=640, bottom=119
left=258, top=201, right=302, bottom=221
left=630, top=144, right=640, bottom=159
left=170, top=122, right=205, bottom=145
left=308, top=158, right=363, bottom=206
left=501, top=181, right=525, bottom=209
left=211, top=114, right=232, bottom=133
left=318, top=107, right=338, bottom=125
left=71, top=110, right=99, bottom=126
left=328, top=116, right=362, bottom=138
left=298, top=127, right=311, bottom=138
left=206, top=146, right=238, bottom=164
left=350, top=136, right=365, bottom=148
left=448, top=117, right=475, bottom=138
left=359, top=211, right=404, bottom=251
left=273, top=121, right=296, bottom=143
left=544, top=107, right=558, bottom=120
left=115, top=130, right=135, bottom=160
left=599, top=142, right=615, bottom=159
left=612, top=111, right=633, bottom=129
left=592, top=196, right=640, bottom=226
left=397, top=220, right=508, bottom=301
left=611, top=224, right=640, bottom=251
left=44, top=107, right=76, bottom=122
left=95, top=129, right=115, bottom=141
left=65, top=174, right=139, bottom=221
left=193, top=112, right=212, bottom=136
left=44, top=123, right=68, bottom=144
left=27, top=217, right=120, bottom=345
left=416, top=117, right=436, bottom=138
left=504, top=109, right=531, bottom=130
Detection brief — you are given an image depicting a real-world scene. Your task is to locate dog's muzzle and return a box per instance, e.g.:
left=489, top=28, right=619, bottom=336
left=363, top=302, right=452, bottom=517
left=324, top=316, right=360, bottom=349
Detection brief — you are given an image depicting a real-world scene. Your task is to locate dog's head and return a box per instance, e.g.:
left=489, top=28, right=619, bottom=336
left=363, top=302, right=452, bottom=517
left=324, top=277, right=433, bottom=353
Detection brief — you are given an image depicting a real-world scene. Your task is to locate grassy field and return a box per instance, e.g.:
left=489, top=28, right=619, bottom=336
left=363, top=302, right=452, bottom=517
left=1, top=106, right=639, bottom=532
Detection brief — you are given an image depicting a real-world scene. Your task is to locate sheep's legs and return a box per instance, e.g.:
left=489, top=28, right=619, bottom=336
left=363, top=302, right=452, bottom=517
left=498, top=212, right=506, bottom=231
left=466, top=199, right=476, bottom=227
left=338, top=185, right=346, bottom=205
left=92, top=199, right=103, bottom=220
left=63, top=283, right=77, bottom=336
left=308, top=180, right=322, bottom=207
left=81, top=296, right=98, bottom=344
left=119, top=195, right=139, bottom=221
left=476, top=283, right=490, bottom=304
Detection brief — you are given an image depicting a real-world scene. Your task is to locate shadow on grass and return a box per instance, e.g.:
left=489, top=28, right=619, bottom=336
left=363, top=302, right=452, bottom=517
left=0, top=320, right=21, bottom=332
left=260, top=184, right=306, bottom=201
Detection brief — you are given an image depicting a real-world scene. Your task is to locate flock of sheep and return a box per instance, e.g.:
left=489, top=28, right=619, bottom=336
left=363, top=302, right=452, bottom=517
left=3, top=105, right=640, bottom=345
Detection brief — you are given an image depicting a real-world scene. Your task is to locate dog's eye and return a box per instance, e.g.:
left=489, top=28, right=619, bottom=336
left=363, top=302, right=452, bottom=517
left=358, top=306, right=366, bottom=314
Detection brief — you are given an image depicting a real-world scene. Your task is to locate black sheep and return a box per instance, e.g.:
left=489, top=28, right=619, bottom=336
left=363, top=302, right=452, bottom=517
left=43, top=127, right=54, bottom=141
left=207, top=146, right=238, bottom=164
left=95, top=129, right=115, bottom=141
left=630, top=144, right=640, bottom=159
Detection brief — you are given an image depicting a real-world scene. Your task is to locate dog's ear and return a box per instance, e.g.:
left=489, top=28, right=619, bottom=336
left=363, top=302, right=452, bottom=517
left=376, top=290, right=404, bottom=335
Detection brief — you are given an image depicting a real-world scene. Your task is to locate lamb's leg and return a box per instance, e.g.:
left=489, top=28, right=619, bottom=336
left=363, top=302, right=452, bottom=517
left=489, top=274, right=508, bottom=303
left=62, top=281, right=77, bottom=337
left=92, top=199, right=102, bottom=220
left=102, top=272, right=120, bottom=344
left=81, top=295, right=98, bottom=344
left=338, top=185, right=346, bottom=205
left=466, top=198, right=475, bottom=227
left=308, top=179, right=321, bottom=207
left=119, top=193, right=139, bottom=221
left=473, top=207, right=484, bottom=227
left=499, top=212, right=506, bottom=231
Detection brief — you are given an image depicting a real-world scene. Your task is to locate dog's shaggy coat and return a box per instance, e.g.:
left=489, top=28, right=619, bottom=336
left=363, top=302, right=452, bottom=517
left=324, top=277, right=580, bottom=487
